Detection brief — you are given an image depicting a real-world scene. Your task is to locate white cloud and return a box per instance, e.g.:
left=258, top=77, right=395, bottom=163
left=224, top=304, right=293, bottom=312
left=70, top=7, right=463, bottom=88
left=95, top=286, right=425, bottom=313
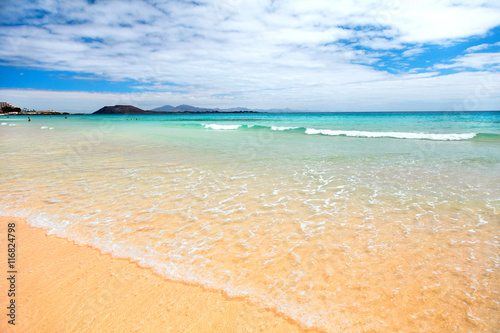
left=402, top=48, right=425, bottom=58
left=3, top=70, right=500, bottom=112
left=0, top=0, right=499, bottom=111
left=387, top=0, right=500, bottom=44
left=435, top=53, right=500, bottom=70
left=465, top=44, right=491, bottom=53
left=465, top=42, right=500, bottom=53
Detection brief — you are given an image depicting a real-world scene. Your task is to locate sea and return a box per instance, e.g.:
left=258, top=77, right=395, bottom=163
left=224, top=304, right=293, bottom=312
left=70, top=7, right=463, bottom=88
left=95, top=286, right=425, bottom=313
left=1, top=111, right=499, bottom=332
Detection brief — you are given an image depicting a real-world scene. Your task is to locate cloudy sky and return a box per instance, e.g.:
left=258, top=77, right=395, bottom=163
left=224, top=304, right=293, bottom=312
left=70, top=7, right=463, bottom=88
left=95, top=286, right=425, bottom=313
left=1, top=0, right=500, bottom=112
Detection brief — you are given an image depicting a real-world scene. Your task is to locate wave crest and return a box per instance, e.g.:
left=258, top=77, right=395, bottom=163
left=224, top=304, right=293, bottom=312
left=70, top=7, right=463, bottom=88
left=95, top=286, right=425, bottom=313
left=304, top=129, right=477, bottom=141
left=197, top=123, right=479, bottom=140
left=271, top=126, right=300, bottom=131
left=202, top=123, right=242, bottom=130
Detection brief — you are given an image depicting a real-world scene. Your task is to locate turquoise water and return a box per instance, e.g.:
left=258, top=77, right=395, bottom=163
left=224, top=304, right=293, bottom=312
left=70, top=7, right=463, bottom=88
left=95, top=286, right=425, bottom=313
left=1, top=111, right=500, bottom=331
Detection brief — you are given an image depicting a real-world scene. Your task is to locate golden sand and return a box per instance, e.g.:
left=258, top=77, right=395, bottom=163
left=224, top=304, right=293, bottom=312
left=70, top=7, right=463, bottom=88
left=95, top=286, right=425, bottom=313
left=0, top=216, right=314, bottom=333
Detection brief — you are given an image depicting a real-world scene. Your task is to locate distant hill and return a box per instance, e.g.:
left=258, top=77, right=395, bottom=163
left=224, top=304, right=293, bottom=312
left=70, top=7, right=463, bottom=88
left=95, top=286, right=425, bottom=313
left=221, top=107, right=254, bottom=112
left=151, top=105, right=176, bottom=112
left=152, top=104, right=216, bottom=112
left=93, top=105, right=259, bottom=114
left=93, top=105, right=153, bottom=114
left=93, top=104, right=300, bottom=115
left=152, top=104, right=255, bottom=112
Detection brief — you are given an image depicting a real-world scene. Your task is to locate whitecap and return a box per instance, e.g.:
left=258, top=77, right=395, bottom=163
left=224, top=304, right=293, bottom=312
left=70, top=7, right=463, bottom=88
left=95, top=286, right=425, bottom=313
left=304, top=128, right=476, bottom=141
left=271, top=126, right=299, bottom=131
left=203, top=123, right=242, bottom=130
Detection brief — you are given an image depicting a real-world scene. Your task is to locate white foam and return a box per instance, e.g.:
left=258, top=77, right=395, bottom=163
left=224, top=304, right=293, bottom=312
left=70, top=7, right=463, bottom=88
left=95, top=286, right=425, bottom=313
left=0, top=209, right=71, bottom=235
left=1, top=123, right=7, bottom=125
left=41, top=126, right=49, bottom=129
left=271, top=126, right=299, bottom=131
left=8, top=124, right=16, bottom=127
left=203, top=123, right=242, bottom=130
left=304, top=128, right=477, bottom=141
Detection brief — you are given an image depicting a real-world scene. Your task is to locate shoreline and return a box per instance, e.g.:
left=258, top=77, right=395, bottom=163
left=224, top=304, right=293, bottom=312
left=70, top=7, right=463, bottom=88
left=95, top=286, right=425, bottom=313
left=0, top=216, right=314, bottom=332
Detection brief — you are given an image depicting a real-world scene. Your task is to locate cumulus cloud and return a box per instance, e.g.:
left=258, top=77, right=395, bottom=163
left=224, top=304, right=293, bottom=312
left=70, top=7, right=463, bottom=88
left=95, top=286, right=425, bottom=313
left=0, top=0, right=499, bottom=111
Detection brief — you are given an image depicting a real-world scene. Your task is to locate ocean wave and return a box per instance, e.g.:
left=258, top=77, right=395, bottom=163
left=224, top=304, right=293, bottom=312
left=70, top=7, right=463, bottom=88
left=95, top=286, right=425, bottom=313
left=202, top=123, right=242, bottom=130
left=304, top=128, right=477, bottom=141
left=194, top=123, right=480, bottom=141
left=474, top=132, right=500, bottom=141
left=271, top=126, right=300, bottom=131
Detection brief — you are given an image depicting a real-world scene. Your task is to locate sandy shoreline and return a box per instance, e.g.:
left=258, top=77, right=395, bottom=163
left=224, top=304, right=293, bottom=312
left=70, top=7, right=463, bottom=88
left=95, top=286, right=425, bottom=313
left=0, top=216, right=313, bottom=332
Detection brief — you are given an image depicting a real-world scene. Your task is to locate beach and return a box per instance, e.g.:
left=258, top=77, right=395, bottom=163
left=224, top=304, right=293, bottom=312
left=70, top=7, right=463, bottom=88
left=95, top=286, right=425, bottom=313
left=0, top=216, right=310, bottom=332
left=2, top=0, right=500, bottom=330
left=1, top=112, right=500, bottom=332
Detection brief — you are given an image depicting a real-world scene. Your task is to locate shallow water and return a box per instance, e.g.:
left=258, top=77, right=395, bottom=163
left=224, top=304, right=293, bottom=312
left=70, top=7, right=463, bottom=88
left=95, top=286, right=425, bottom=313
left=1, top=112, right=499, bottom=332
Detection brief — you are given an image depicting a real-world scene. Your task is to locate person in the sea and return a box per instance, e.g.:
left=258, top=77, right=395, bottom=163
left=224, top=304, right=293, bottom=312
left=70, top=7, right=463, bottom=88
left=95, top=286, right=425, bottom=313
left=28, top=117, right=30, bottom=122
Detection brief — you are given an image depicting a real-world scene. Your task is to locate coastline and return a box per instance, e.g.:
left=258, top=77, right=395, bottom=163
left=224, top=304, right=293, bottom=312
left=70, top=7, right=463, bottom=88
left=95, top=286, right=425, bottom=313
left=0, top=216, right=313, bottom=332
left=1, top=111, right=499, bottom=331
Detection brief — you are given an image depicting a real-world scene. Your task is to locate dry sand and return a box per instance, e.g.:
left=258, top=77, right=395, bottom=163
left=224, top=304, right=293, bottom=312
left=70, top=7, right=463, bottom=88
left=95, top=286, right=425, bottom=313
left=0, top=216, right=315, bottom=332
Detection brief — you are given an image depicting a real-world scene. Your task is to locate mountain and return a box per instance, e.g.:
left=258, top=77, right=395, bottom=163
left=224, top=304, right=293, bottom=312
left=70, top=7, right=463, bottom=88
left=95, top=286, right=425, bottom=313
left=151, top=105, right=176, bottom=111
left=152, top=104, right=214, bottom=112
left=93, top=105, right=152, bottom=114
left=219, top=107, right=254, bottom=112
left=93, top=104, right=302, bottom=115
left=174, top=104, right=213, bottom=112
left=93, top=104, right=260, bottom=114
left=151, top=104, right=257, bottom=112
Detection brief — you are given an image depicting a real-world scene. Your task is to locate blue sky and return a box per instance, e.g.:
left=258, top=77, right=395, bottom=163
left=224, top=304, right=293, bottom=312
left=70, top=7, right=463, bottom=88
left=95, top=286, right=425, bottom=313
left=0, top=0, right=500, bottom=112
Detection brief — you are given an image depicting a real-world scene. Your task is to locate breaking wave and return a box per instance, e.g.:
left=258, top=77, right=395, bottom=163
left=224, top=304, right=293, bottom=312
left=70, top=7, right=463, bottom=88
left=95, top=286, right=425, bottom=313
left=304, top=128, right=477, bottom=141
left=198, top=123, right=479, bottom=141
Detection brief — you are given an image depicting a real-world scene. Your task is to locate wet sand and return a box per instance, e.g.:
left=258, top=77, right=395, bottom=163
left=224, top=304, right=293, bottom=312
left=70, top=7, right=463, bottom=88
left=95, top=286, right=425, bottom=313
left=0, top=216, right=314, bottom=333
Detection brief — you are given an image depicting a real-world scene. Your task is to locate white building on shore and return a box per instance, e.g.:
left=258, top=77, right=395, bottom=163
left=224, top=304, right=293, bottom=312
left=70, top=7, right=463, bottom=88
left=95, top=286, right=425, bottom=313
left=0, top=102, right=22, bottom=115
left=0, top=102, right=19, bottom=109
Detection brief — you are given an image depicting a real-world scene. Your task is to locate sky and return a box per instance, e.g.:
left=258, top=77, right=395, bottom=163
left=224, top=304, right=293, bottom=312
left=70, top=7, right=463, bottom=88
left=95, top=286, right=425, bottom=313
left=0, top=0, right=500, bottom=113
